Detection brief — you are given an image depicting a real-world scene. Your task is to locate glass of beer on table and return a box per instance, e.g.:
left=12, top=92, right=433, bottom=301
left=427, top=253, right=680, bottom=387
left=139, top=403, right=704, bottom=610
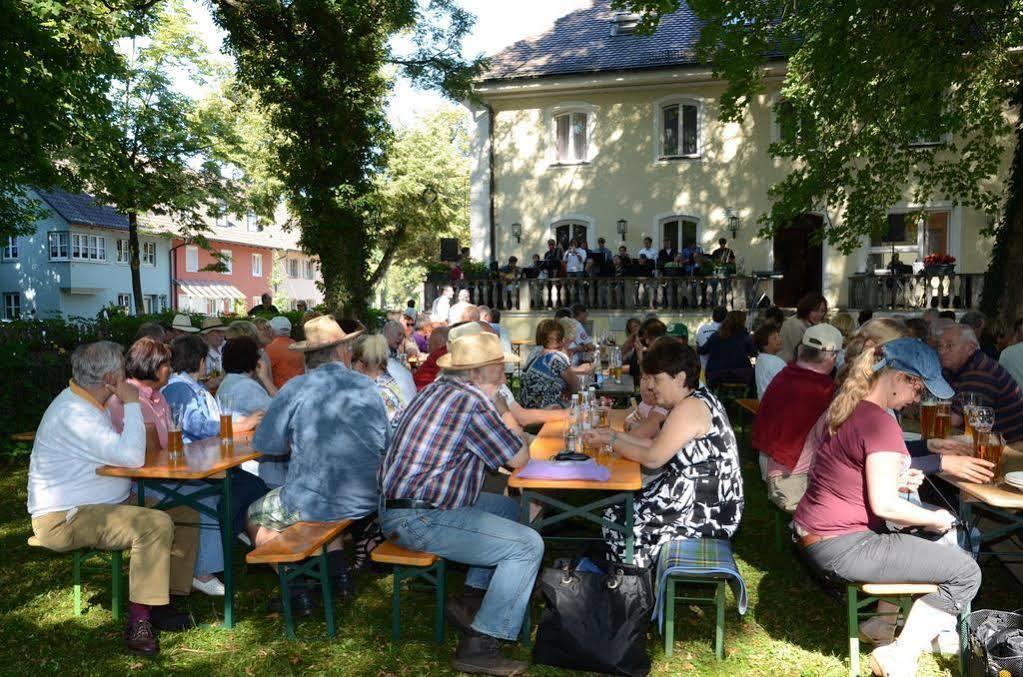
left=219, top=397, right=234, bottom=451
left=919, top=395, right=938, bottom=439
left=956, top=392, right=980, bottom=439
left=932, top=399, right=952, bottom=439
left=167, top=407, right=184, bottom=465
left=973, top=431, right=1005, bottom=483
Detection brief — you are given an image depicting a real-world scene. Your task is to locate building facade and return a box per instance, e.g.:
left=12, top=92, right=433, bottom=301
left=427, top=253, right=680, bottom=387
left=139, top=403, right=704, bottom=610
left=0, top=188, right=171, bottom=319
left=465, top=1, right=1002, bottom=309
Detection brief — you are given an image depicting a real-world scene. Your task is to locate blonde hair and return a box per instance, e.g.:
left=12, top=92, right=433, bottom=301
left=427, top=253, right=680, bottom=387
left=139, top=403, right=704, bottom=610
left=558, top=317, right=577, bottom=344
left=226, top=320, right=260, bottom=342
left=831, top=311, right=855, bottom=338
left=835, top=317, right=908, bottom=388
left=351, top=334, right=389, bottom=371
left=826, top=346, right=888, bottom=433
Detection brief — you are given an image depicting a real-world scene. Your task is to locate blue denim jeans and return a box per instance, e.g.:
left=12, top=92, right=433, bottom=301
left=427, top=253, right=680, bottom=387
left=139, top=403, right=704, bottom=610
left=379, top=492, right=544, bottom=641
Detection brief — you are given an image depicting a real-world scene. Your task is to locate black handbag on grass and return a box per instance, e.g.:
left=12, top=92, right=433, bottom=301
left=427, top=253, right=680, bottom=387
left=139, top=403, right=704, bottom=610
left=532, top=557, right=655, bottom=677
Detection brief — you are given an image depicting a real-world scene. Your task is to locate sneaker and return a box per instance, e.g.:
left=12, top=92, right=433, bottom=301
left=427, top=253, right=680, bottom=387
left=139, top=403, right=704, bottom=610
left=192, top=576, right=225, bottom=596
left=452, top=635, right=528, bottom=676
left=868, top=643, right=917, bottom=677
left=124, top=618, right=159, bottom=657
left=150, top=603, right=196, bottom=631
left=932, top=629, right=961, bottom=655
left=859, top=615, right=898, bottom=646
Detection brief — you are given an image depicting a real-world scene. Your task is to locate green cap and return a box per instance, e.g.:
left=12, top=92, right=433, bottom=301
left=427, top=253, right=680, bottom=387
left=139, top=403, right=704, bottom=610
left=666, top=323, right=689, bottom=339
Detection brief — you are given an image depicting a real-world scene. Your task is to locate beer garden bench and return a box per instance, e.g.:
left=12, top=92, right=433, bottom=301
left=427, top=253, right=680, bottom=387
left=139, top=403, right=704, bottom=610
left=246, top=520, right=351, bottom=639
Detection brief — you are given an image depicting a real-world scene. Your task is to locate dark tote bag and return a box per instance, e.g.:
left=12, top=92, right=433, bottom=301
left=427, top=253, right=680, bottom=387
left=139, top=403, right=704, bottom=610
left=532, top=558, right=655, bottom=677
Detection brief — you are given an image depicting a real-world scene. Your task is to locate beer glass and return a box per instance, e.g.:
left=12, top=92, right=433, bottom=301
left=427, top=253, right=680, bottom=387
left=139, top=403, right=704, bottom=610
left=973, top=431, right=1005, bottom=483
left=919, top=396, right=937, bottom=439
left=971, top=406, right=995, bottom=442
left=167, top=406, right=184, bottom=465
left=933, top=399, right=952, bottom=439
left=219, top=397, right=234, bottom=452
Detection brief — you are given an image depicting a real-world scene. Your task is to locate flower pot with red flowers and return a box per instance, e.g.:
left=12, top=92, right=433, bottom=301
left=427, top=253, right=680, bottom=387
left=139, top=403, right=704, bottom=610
left=923, top=253, right=956, bottom=276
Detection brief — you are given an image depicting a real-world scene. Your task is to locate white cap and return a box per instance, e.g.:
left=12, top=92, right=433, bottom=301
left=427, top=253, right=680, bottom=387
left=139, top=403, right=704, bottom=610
left=269, top=316, right=292, bottom=334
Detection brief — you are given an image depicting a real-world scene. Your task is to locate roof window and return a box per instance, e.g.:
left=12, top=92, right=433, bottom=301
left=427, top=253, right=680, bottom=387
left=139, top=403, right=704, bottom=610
left=610, top=11, right=642, bottom=36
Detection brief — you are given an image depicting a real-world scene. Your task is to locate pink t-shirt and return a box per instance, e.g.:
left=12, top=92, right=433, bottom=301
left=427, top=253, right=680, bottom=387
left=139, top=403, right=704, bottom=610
left=794, top=401, right=908, bottom=536
left=107, top=379, right=172, bottom=449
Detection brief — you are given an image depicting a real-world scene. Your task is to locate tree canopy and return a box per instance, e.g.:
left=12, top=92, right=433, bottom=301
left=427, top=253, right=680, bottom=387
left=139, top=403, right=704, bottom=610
left=209, top=0, right=484, bottom=315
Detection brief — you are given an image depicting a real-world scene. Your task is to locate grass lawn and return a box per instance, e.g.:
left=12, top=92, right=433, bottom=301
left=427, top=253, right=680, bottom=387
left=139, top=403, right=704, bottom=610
left=1, top=446, right=1019, bottom=676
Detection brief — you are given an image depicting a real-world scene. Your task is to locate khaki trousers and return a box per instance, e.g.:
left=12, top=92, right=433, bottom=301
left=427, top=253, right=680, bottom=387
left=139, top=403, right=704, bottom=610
left=32, top=501, right=199, bottom=606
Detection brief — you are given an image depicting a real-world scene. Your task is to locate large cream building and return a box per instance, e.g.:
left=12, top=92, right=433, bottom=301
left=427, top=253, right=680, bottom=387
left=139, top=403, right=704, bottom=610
left=463, top=0, right=998, bottom=324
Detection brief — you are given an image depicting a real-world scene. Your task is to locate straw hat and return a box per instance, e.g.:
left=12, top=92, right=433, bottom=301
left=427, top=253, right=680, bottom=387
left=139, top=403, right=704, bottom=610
left=437, top=332, right=520, bottom=370
left=171, top=313, right=199, bottom=334
left=288, top=315, right=362, bottom=352
left=200, top=316, right=227, bottom=334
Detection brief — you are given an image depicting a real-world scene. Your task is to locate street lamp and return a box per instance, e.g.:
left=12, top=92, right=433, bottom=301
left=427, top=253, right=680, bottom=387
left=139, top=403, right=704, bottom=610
left=726, top=208, right=741, bottom=240
left=511, top=222, right=522, bottom=244
left=616, top=218, right=628, bottom=241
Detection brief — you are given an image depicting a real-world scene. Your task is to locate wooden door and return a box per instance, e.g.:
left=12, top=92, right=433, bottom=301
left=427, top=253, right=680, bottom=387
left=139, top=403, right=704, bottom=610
left=772, top=214, right=824, bottom=307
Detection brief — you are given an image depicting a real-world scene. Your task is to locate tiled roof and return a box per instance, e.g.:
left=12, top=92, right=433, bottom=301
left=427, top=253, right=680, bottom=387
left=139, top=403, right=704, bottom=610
left=35, top=188, right=129, bottom=231
left=480, top=0, right=705, bottom=82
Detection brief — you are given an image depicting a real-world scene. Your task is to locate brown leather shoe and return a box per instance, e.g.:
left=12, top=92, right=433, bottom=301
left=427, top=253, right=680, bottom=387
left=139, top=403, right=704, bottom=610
left=452, top=635, right=527, bottom=676
left=124, top=618, right=159, bottom=657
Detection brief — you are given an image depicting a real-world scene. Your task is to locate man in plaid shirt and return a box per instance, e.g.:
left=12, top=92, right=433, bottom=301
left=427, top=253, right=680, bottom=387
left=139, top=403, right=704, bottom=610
left=379, top=329, right=539, bottom=676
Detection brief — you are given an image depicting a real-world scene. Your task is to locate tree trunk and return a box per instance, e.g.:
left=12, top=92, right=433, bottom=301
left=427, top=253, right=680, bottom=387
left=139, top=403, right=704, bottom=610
left=128, top=211, right=144, bottom=315
left=982, top=75, right=1023, bottom=325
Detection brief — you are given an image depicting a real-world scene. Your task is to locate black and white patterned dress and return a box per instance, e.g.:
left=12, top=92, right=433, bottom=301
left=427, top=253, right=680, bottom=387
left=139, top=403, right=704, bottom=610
left=604, top=387, right=744, bottom=568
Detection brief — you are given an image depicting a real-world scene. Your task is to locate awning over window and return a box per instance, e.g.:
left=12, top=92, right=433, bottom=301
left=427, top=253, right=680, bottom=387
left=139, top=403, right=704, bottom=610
left=175, top=280, right=244, bottom=300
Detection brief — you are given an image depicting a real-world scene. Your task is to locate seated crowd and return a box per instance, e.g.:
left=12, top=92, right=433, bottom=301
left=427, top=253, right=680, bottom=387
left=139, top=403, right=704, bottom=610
left=24, top=290, right=1023, bottom=676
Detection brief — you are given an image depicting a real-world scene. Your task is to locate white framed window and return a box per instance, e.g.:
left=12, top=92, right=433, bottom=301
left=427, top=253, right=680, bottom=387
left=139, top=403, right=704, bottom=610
left=205, top=298, right=220, bottom=316
left=215, top=201, right=234, bottom=228
left=287, top=258, right=299, bottom=278
left=185, top=245, right=199, bottom=273
left=867, top=210, right=952, bottom=271
left=772, top=96, right=818, bottom=146
left=3, top=292, right=21, bottom=320
left=116, top=239, right=129, bottom=263
left=48, top=232, right=69, bottom=260
left=654, top=96, right=703, bottom=160
left=303, top=259, right=314, bottom=279
left=142, top=241, right=156, bottom=266
left=3, top=236, right=18, bottom=261
left=657, top=215, right=700, bottom=252
left=144, top=294, right=159, bottom=314
left=71, top=233, right=106, bottom=261
left=552, top=220, right=590, bottom=249
left=221, top=249, right=233, bottom=274
left=546, top=103, right=597, bottom=165
left=246, top=213, right=262, bottom=232
left=252, top=253, right=263, bottom=277
left=117, top=293, right=132, bottom=310
left=252, top=295, right=261, bottom=307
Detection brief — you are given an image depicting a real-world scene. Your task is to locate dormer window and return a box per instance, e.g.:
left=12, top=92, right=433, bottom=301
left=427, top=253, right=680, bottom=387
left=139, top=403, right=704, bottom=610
left=610, top=12, right=641, bottom=36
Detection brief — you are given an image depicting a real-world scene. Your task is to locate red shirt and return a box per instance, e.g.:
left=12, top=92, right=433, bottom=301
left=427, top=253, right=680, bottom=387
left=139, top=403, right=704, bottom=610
left=752, top=364, right=835, bottom=470
left=794, top=401, right=907, bottom=536
left=266, top=336, right=305, bottom=390
left=414, top=346, right=448, bottom=391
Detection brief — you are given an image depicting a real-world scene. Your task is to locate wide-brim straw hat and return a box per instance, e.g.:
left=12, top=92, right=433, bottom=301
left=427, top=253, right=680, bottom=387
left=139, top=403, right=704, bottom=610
left=437, top=332, right=520, bottom=370
left=288, top=315, right=363, bottom=352
left=200, top=316, right=227, bottom=333
left=171, top=313, right=200, bottom=333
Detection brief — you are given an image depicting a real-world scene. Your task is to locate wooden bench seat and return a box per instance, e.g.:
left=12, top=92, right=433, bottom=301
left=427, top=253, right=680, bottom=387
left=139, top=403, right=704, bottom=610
left=859, top=583, right=939, bottom=596
left=11, top=431, right=35, bottom=443
left=736, top=398, right=760, bottom=416
left=371, top=541, right=438, bottom=568
left=245, top=520, right=351, bottom=565
left=247, top=520, right=351, bottom=639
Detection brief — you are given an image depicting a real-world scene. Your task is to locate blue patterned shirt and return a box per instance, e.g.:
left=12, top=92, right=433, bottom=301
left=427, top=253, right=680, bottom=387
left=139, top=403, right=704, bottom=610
left=380, top=376, right=522, bottom=509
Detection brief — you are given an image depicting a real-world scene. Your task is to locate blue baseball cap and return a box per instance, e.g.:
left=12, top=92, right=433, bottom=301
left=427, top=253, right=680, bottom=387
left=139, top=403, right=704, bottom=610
left=873, top=338, right=953, bottom=399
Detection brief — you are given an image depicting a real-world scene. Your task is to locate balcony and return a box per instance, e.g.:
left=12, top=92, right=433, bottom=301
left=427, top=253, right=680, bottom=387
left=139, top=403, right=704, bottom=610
left=848, top=272, right=984, bottom=311
left=424, top=274, right=779, bottom=313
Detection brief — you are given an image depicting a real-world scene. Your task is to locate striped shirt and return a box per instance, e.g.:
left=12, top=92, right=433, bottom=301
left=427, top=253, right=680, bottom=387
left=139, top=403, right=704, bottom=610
left=948, top=349, right=1023, bottom=444
left=380, top=376, right=522, bottom=509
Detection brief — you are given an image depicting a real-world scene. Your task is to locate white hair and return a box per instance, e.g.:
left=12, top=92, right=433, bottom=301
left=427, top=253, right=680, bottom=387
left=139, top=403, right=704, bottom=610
left=71, top=341, right=125, bottom=388
left=458, top=289, right=470, bottom=302
left=939, top=321, right=979, bottom=347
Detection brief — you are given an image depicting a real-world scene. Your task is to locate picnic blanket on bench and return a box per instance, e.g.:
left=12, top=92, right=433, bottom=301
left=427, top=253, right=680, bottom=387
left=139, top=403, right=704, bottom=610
left=652, top=538, right=748, bottom=631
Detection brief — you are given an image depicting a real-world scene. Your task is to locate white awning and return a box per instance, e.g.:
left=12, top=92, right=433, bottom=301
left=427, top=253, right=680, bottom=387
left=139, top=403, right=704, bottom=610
left=175, top=280, right=244, bottom=300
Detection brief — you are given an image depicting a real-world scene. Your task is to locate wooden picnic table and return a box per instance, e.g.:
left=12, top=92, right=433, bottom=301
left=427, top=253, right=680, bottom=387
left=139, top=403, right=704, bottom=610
left=509, top=409, right=641, bottom=562
left=97, top=435, right=260, bottom=629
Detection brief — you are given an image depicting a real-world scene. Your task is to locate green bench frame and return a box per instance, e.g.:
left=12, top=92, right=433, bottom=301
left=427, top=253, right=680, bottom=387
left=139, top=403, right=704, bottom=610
left=662, top=576, right=728, bottom=660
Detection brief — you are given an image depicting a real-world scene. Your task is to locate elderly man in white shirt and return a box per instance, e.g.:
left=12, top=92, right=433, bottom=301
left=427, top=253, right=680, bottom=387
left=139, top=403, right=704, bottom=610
left=27, top=341, right=199, bottom=656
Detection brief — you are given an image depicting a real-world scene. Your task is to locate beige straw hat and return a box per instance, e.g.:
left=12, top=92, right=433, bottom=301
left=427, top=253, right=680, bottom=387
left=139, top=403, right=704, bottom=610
left=171, top=313, right=200, bottom=333
left=437, top=332, right=520, bottom=370
left=288, top=315, right=363, bottom=352
left=199, top=316, right=227, bottom=333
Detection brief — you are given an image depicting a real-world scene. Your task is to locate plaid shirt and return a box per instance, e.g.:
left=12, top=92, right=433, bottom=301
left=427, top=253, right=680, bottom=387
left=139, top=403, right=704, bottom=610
left=380, top=375, right=522, bottom=509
